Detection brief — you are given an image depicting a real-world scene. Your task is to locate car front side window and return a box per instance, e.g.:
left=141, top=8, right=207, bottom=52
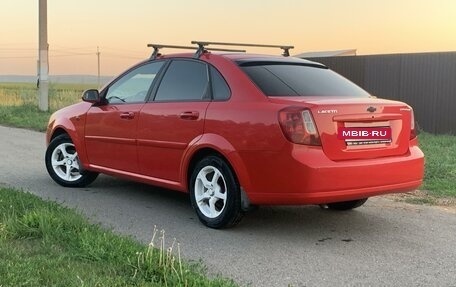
left=105, top=61, right=164, bottom=104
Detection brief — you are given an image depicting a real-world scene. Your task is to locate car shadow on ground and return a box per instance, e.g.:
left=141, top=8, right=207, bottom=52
left=80, top=175, right=400, bottom=244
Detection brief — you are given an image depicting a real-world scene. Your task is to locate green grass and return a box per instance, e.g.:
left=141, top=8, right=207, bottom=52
left=0, top=104, right=53, bottom=131
left=0, top=187, right=237, bottom=287
left=0, top=83, right=91, bottom=132
left=418, top=132, right=456, bottom=197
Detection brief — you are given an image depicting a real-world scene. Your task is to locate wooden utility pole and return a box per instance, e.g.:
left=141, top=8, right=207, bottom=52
left=38, top=0, right=49, bottom=111
left=97, top=46, right=101, bottom=88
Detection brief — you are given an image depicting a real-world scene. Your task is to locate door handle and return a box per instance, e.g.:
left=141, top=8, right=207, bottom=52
left=179, top=111, right=199, bottom=120
left=120, top=112, right=135, bottom=119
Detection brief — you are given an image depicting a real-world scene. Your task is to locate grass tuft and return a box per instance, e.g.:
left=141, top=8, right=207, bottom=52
left=0, top=187, right=237, bottom=286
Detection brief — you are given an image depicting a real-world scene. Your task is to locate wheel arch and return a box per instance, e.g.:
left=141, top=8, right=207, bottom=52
left=187, top=148, right=229, bottom=184
left=181, top=134, right=253, bottom=196
left=50, top=127, right=68, bottom=141
left=45, top=130, right=99, bottom=188
left=48, top=122, right=90, bottom=171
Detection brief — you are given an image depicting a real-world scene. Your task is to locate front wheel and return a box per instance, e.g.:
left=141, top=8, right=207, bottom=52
left=45, top=134, right=98, bottom=187
left=190, top=156, right=244, bottom=229
left=326, top=198, right=368, bottom=211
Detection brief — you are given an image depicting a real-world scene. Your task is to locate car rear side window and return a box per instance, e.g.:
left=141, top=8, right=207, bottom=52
left=105, top=61, right=164, bottom=104
left=154, top=60, right=209, bottom=101
left=210, top=66, right=230, bottom=100
left=241, top=64, right=370, bottom=98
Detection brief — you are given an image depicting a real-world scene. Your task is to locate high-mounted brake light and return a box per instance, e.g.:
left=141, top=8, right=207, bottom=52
left=278, top=107, right=321, bottom=146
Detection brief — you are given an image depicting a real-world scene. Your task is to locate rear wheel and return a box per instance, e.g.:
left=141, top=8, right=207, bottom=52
left=326, top=198, right=368, bottom=211
left=45, top=134, right=98, bottom=187
left=190, top=156, right=244, bottom=229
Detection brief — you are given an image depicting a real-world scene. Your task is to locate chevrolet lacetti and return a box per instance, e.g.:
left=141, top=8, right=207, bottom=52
left=45, top=41, right=424, bottom=228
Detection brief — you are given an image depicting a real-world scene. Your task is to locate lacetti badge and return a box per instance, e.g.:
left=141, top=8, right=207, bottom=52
left=338, top=127, right=392, bottom=145
left=317, top=109, right=338, bottom=114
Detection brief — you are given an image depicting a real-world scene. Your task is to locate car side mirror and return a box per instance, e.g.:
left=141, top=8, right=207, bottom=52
left=82, top=89, right=101, bottom=103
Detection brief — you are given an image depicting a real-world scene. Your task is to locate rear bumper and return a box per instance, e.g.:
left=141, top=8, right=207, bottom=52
left=249, top=179, right=422, bottom=205
left=240, top=145, right=424, bottom=205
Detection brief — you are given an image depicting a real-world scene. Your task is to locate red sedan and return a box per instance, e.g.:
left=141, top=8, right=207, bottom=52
left=45, top=42, right=424, bottom=228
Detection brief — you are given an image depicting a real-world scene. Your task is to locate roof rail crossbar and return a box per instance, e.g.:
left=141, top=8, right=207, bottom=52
left=194, top=42, right=246, bottom=58
left=147, top=44, right=197, bottom=59
left=147, top=43, right=246, bottom=59
left=192, top=41, right=294, bottom=57
left=205, top=47, right=246, bottom=52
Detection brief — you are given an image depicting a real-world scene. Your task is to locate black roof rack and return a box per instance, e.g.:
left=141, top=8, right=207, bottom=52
left=192, top=41, right=294, bottom=57
left=147, top=43, right=246, bottom=60
left=147, top=44, right=196, bottom=59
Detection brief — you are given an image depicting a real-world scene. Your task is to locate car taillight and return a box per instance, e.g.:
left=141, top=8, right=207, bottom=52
left=278, top=107, right=321, bottom=146
left=410, top=108, right=417, bottom=140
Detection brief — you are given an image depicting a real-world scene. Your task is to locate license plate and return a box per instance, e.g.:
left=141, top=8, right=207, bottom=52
left=338, top=127, right=392, bottom=145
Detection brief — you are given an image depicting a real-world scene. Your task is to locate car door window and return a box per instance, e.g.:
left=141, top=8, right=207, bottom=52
left=154, top=60, right=209, bottom=101
left=106, top=61, right=164, bottom=104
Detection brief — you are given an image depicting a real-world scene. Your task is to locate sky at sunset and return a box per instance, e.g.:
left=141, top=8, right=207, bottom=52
left=1, top=0, right=455, bottom=76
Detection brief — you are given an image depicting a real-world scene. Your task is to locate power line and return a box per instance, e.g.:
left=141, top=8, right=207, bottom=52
left=102, top=46, right=146, bottom=56
left=0, top=53, right=94, bottom=59
left=52, top=44, right=96, bottom=50
left=50, top=53, right=94, bottom=57
left=103, top=53, right=144, bottom=60
left=0, top=43, right=37, bottom=46
left=51, top=48, right=94, bottom=53
left=1, top=48, right=145, bottom=59
left=0, top=48, right=37, bottom=51
left=0, top=55, right=37, bottom=59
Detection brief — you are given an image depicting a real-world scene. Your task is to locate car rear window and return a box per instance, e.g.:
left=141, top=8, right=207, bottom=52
left=240, top=64, right=370, bottom=98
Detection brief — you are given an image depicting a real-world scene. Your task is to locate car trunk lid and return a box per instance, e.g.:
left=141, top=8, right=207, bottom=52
left=269, top=96, right=413, bottom=161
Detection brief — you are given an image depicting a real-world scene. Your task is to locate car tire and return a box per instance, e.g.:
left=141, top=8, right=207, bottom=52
left=190, top=156, right=244, bottom=229
left=45, top=134, right=98, bottom=187
left=326, top=198, right=368, bottom=211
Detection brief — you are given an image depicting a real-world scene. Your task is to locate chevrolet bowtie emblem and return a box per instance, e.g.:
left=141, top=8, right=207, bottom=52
left=367, top=106, right=376, bottom=113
